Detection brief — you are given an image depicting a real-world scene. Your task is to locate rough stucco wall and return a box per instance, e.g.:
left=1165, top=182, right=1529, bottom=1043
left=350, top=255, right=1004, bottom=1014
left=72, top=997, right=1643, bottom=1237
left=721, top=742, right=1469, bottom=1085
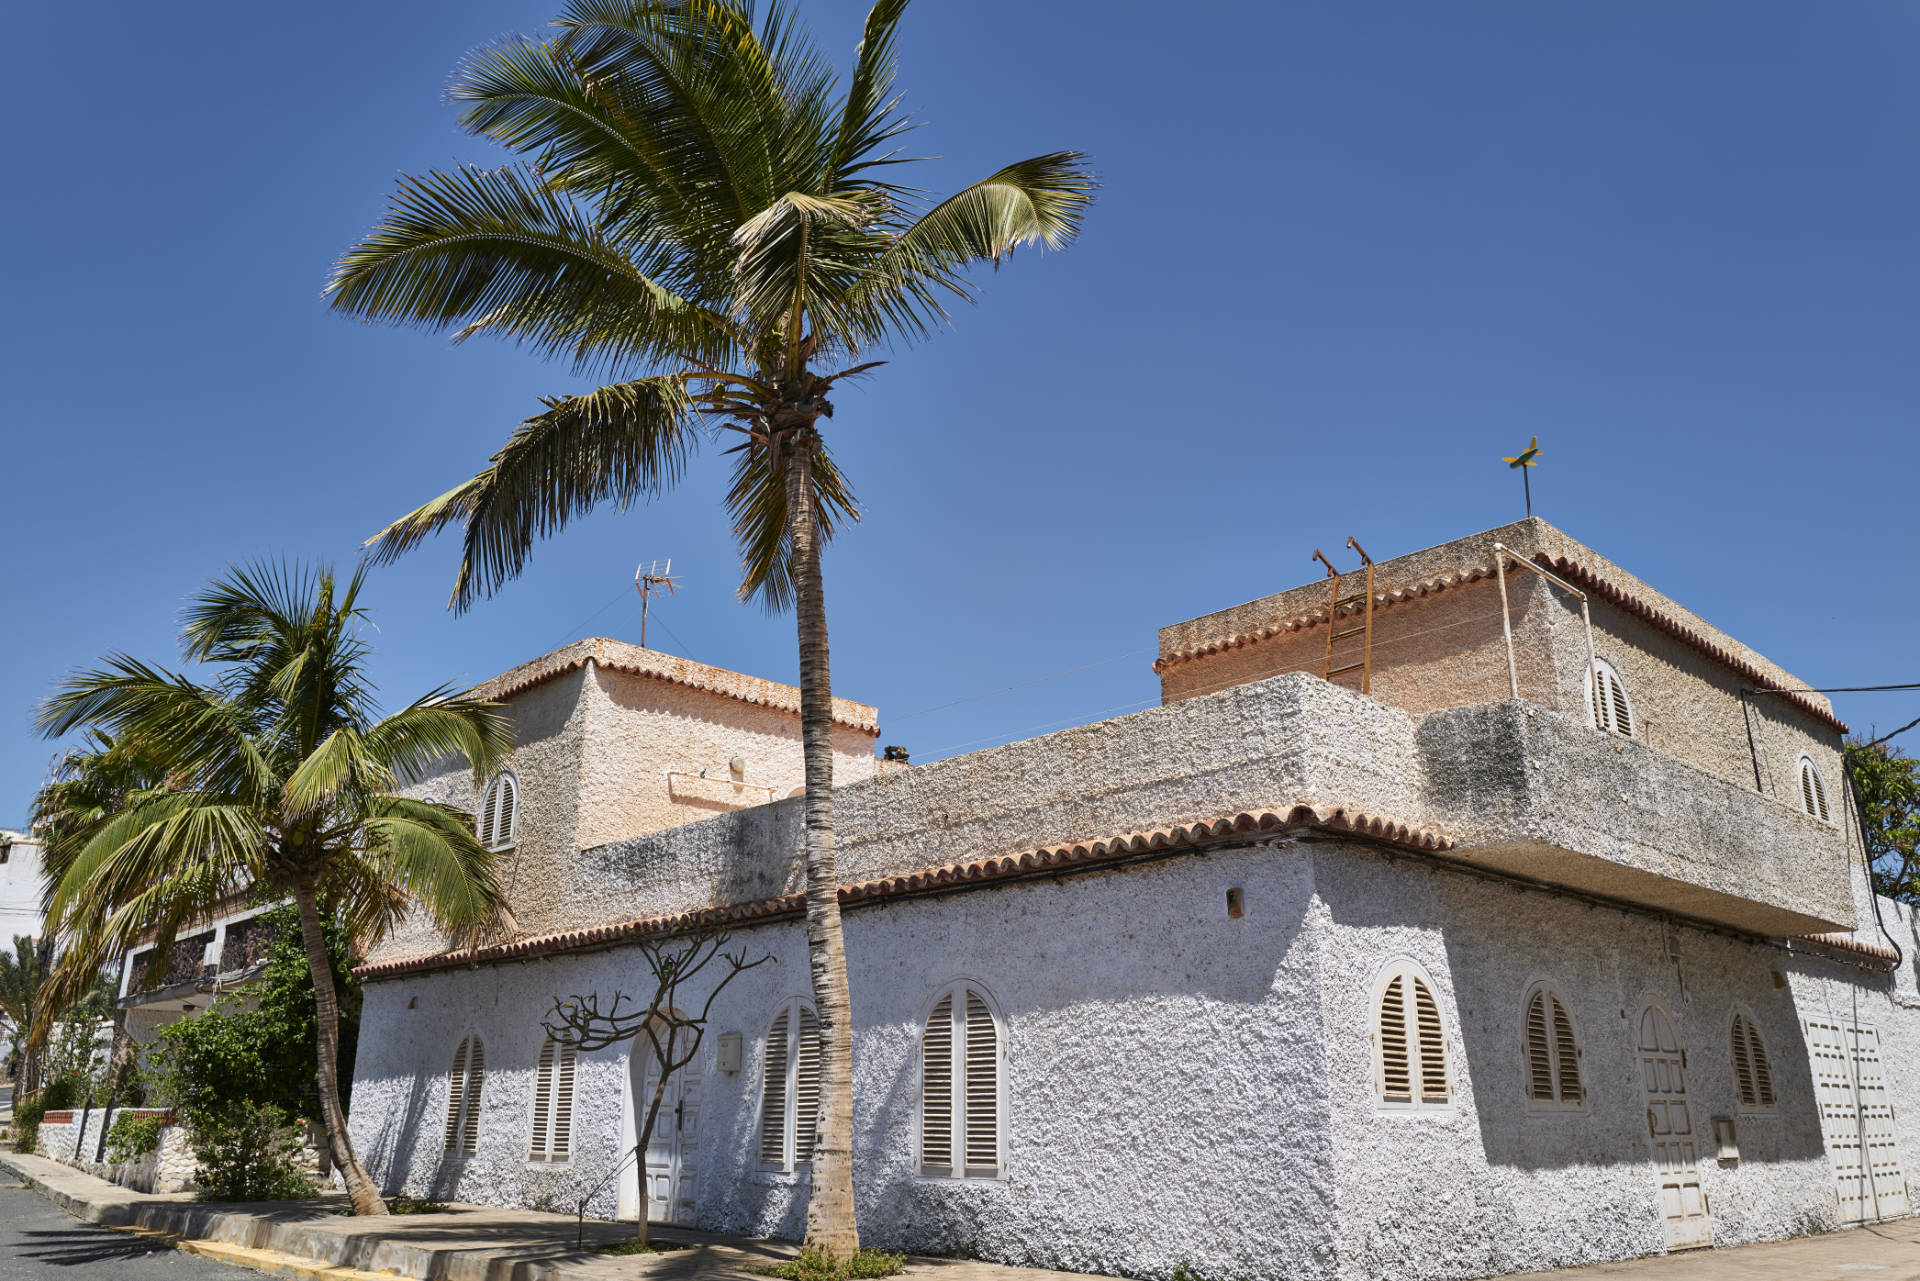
left=1313, top=846, right=1840, bottom=1280
left=1157, top=519, right=1843, bottom=806
left=1162, top=574, right=1558, bottom=718
left=573, top=664, right=878, bottom=853
left=1417, top=700, right=1853, bottom=934
left=568, top=672, right=1418, bottom=931
left=350, top=845, right=1342, bottom=1281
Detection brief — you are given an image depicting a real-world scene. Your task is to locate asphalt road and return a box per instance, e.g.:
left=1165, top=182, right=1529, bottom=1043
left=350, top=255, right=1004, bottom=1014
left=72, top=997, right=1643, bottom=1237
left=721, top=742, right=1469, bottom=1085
left=0, top=1184, right=234, bottom=1280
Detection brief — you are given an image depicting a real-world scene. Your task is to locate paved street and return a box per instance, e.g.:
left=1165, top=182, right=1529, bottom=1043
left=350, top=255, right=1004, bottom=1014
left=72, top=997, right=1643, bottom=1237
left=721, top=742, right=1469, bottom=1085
left=0, top=1184, right=226, bottom=1280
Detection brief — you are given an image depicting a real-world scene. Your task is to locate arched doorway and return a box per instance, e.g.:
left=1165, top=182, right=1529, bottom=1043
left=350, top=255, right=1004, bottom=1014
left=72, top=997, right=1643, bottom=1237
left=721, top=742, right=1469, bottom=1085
left=619, top=1017, right=703, bottom=1224
left=1640, top=1005, right=1711, bottom=1250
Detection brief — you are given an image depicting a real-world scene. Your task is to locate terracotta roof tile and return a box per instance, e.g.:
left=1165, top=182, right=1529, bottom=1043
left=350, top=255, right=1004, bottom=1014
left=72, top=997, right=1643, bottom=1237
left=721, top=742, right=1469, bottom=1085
left=1538, top=555, right=1847, bottom=734
left=354, top=803, right=1453, bottom=981
left=480, top=638, right=881, bottom=734
left=1153, top=554, right=1848, bottom=735
left=1792, top=931, right=1899, bottom=965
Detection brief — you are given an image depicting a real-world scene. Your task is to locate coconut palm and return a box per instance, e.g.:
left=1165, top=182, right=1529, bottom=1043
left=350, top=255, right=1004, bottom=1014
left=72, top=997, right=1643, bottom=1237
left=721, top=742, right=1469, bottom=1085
left=35, top=563, right=513, bottom=1215
left=325, top=0, right=1092, bottom=1249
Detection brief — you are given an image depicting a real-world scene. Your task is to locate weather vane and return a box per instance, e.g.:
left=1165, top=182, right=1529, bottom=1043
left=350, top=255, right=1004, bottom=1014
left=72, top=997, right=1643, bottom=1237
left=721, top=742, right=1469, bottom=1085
left=1501, top=436, right=1543, bottom=517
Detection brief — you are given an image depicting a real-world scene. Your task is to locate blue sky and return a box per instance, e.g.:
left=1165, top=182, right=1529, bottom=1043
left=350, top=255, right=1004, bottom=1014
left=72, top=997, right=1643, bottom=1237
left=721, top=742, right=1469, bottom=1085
left=3, top=1, right=1917, bottom=825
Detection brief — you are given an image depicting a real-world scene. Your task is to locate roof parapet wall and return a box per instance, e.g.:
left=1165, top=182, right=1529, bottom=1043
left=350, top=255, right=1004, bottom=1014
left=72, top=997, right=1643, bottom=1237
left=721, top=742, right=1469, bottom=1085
left=364, top=669, right=1854, bottom=977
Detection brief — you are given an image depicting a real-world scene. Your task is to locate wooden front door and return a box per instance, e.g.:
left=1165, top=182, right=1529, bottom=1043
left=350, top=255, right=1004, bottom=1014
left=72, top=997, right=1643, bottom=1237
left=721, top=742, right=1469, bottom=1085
left=621, top=1039, right=703, bottom=1224
left=1640, top=1006, right=1712, bottom=1250
left=1806, top=1016, right=1909, bottom=1223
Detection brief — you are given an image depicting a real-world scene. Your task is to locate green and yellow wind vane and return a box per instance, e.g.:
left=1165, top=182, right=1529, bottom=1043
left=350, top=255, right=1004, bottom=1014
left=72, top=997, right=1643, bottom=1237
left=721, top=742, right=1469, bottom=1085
left=1502, top=435, right=1543, bottom=517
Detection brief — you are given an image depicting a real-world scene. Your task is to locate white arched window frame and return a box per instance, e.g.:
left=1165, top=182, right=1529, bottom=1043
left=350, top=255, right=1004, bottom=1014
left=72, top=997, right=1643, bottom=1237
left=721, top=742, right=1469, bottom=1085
left=1521, top=982, right=1587, bottom=1114
left=1796, top=755, right=1832, bottom=823
left=919, top=981, right=1006, bottom=1179
left=758, top=997, right=821, bottom=1172
left=1586, top=658, right=1636, bottom=738
left=443, top=1033, right=487, bottom=1156
left=1729, top=1010, right=1777, bottom=1112
left=1372, top=960, right=1452, bottom=1112
left=477, top=772, right=519, bottom=851
left=527, top=1030, right=578, bottom=1163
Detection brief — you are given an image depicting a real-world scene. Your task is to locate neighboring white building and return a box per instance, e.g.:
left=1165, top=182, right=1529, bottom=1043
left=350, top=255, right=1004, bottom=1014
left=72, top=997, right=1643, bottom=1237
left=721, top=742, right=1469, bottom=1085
left=0, top=829, right=45, bottom=944
left=345, top=519, right=1919, bottom=1280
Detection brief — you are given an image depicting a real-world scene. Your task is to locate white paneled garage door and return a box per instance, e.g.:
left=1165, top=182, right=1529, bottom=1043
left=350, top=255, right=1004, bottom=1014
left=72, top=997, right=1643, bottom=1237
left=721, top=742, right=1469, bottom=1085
left=1805, top=1016, right=1909, bottom=1223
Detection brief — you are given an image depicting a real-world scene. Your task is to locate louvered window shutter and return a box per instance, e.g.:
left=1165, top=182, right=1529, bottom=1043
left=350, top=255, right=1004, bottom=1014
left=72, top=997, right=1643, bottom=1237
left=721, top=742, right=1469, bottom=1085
left=1378, top=976, right=1411, bottom=1104
left=477, top=785, right=496, bottom=848
left=1750, top=1022, right=1775, bottom=1106
left=795, top=1007, right=821, bottom=1164
left=1608, top=674, right=1632, bottom=737
left=1800, top=760, right=1830, bottom=822
left=1549, top=996, right=1582, bottom=1105
left=498, top=775, right=517, bottom=846
left=1413, top=979, right=1449, bottom=1103
left=1525, top=994, right=1553, bottom=1101
left=551, top=1041, right=576, bottom=1160
left=461, top=1038, right=485, bottom=1156
left=444, top=1038, right=470, bottom=1151
left=760, top=1011, right=790, bottom=1165
left=1731, top=1017, right=1756, bottom=1106
left=963, top=992, right=999, bottom=1174
left=921, top=995, right=954, bottom=1171
left=529, top=1036, right=555, bottom=1159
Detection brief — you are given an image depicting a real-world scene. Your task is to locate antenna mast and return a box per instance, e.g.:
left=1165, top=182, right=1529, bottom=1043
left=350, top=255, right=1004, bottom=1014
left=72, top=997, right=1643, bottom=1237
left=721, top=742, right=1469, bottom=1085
left=634, top=559, right=682, bottom=651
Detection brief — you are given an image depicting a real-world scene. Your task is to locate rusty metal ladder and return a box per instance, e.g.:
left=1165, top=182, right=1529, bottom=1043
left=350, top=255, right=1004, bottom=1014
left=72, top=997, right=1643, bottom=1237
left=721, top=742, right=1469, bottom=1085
left=1313, top=537, right=1375, bottom=694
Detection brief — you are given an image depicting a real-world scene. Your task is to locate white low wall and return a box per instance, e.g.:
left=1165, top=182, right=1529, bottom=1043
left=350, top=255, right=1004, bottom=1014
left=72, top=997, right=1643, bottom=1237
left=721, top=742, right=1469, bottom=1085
left=32, top=1107, right=335, bottom=1195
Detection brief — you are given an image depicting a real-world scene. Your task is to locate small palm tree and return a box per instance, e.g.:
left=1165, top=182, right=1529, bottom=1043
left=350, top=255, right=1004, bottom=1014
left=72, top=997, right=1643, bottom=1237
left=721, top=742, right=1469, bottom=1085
left=35, top=563, right=512, bottom=1215
left=0, top=935, right=53, bottom=1093
left=326, top=0, right=1091, bottom=1249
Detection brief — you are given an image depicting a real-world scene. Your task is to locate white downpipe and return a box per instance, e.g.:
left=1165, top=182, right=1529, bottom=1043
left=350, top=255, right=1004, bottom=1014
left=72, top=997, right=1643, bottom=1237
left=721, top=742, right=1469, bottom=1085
left=1492, top=542, right=1598, bottom=707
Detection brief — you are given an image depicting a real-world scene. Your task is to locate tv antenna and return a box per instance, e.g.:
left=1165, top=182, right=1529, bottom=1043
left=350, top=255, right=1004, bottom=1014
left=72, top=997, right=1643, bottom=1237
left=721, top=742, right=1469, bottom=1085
left=634, top=559, right=681, bottom=650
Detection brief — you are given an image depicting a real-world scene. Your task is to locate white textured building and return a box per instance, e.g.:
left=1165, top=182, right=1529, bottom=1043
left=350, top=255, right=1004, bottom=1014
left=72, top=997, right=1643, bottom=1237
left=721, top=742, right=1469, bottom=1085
left=0, top=829, right=45, bottom=945
left=346, top=519, right=1917, bottom=1280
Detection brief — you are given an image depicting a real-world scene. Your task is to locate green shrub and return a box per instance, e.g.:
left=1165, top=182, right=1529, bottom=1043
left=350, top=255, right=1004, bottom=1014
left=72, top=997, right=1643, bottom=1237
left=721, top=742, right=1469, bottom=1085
left=594, top=1239, right=692, bottom=1256
left=105, top=1113, right=165, bottom=1163
left=387, top=1196, right=452, bottom=1215
left=757, top=1246, right=908, bottom=1281
left=187, top=1101, right=317, bottom=1201
left=11, top=1093, right=48, bottom=1154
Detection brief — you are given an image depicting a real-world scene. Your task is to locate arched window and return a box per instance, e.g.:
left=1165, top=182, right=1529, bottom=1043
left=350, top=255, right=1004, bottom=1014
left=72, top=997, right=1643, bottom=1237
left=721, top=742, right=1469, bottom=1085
left=1797, top=755, right=1832, bottom=823
left=1730, top=1013, right=1776, bottom=1110
left=758, top=999, right=821, bottom=1170
left=1522, top=984, right=1585, bottom=1112
left=921, top=983, right=1003, bottom=1178
left=527, top=1031, right=577, bottom=1162
left=1374, top=961, right=1450, bottom=1110
left=478, top=772, right=519, bottom=851
left=1587, top=659, right=1635, bottom=738
left=443, top=1035, right=486, bottom=1155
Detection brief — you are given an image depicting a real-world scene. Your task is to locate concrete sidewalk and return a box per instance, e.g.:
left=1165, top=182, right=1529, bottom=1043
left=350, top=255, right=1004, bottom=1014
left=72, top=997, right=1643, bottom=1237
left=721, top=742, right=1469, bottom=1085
left=7, top=1145, right=1920, bottom=1281
left=0, top=1147, right=993, bottom=1281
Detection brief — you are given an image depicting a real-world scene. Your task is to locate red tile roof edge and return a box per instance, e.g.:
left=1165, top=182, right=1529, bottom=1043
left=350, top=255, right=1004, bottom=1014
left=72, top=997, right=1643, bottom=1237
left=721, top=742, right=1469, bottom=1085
left=1151, top=554, right=1848, bottom=736
left=1153, top=567, right=1500, bottom=672
left=1537, top=556, right=1847, bottom=735
left=354, top=804, right=1455, bottom=981
left=1792, top=931, right=1899, bottom=965
left=485, top=646, right=881, bottom=735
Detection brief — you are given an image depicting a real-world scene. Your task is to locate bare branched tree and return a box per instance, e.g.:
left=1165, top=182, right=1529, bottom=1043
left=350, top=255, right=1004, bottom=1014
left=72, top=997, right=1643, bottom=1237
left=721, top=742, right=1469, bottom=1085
left=544, top=923, right=772, bottom=1245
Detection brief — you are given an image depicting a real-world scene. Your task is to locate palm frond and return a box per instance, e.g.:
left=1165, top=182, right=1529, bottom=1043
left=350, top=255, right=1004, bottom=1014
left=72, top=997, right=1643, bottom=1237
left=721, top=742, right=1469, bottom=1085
left=724, top=431, right=860, bottom=611
left=363, top=376, right=700, bottom=612
left=328, top=164, right=735, bottom=373
left=884, top=151, right=1097, bottom=276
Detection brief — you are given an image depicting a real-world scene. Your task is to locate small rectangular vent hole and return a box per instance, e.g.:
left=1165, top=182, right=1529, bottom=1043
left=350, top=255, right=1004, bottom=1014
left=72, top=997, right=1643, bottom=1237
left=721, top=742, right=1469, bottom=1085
left=1226, top=888, right=1244, bottom=918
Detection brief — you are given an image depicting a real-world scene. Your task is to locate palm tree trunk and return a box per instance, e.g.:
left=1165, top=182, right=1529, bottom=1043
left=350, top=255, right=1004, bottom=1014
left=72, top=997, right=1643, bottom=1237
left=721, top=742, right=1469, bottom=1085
left=784, top=428, right=861, bottom=1257
left=290, top=881, right=388, bottom=1215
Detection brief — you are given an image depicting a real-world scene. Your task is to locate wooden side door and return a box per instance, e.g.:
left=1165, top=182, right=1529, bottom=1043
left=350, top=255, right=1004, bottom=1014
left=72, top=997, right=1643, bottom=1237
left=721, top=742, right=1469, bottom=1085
left=1640, top=1005, right=1712, bottom=1250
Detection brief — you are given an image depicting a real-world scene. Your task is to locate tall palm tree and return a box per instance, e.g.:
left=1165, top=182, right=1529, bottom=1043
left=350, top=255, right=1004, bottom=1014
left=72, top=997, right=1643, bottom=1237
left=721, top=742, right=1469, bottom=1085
left=35, top=563, right=513, bottom=1215
left=325, top=0, right=1092, bottom=1250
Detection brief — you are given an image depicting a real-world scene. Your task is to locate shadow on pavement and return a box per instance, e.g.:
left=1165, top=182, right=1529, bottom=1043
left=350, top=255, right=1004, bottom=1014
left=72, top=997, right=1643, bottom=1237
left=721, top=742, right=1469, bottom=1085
left=14, top=1226, right=173, bottom=1267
